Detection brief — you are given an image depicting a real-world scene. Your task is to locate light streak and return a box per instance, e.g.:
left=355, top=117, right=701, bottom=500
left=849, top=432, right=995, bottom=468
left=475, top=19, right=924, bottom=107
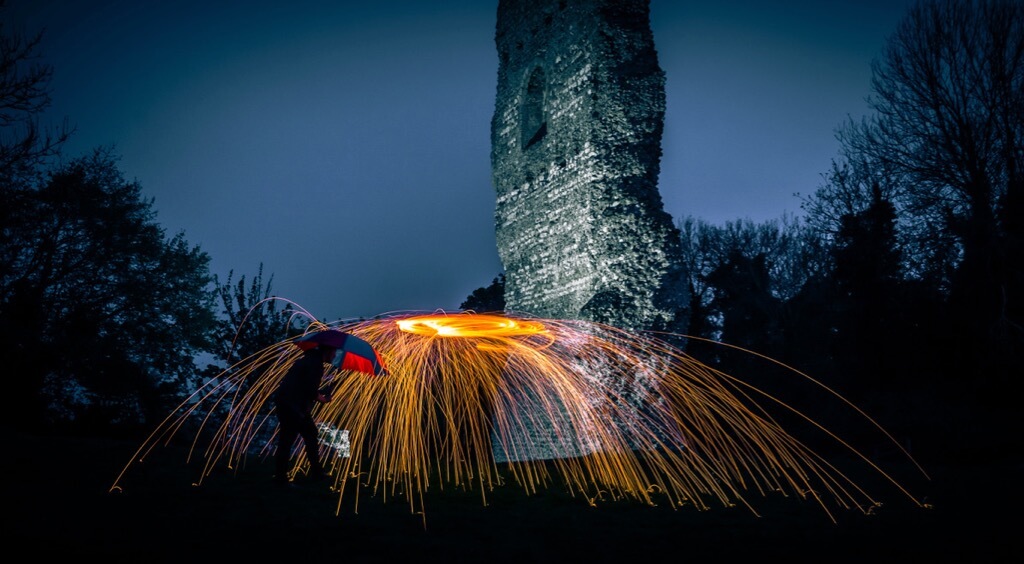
left=109, top=310, right=928, bottom=524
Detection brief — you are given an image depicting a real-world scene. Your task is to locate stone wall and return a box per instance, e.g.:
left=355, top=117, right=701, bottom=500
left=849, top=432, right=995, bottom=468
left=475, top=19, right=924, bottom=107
left=491, top=0, right=688, bottom=332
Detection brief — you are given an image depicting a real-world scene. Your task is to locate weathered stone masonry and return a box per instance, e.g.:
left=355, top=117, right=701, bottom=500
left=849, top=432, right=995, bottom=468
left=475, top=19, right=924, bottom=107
left=491, top=0, right=688, bottom=332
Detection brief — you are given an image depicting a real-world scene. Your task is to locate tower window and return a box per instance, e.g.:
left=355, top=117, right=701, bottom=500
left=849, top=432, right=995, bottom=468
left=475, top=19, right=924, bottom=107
left=521, top=67, right=547, bottom=150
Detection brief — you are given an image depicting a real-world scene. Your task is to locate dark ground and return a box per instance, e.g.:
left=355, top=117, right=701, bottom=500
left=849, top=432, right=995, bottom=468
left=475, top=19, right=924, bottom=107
left=8, top=391, right=1021, bottom=563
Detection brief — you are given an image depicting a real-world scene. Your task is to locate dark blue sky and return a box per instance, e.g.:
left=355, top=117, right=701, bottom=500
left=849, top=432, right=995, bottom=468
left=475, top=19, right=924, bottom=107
left=5, top=0, right=912, bottom=321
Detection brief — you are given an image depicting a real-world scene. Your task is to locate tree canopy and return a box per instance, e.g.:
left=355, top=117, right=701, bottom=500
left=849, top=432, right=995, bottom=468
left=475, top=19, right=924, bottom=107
left=0, top=149, right=218, bottom=431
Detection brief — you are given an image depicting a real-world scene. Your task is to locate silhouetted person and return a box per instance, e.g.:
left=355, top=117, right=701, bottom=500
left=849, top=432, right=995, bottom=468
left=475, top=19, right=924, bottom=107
left=273, top=344, right=336, bottom=485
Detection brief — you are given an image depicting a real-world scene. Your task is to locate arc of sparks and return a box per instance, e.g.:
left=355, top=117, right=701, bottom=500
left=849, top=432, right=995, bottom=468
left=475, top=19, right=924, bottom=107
left=109, top=310, right=928, bottom=525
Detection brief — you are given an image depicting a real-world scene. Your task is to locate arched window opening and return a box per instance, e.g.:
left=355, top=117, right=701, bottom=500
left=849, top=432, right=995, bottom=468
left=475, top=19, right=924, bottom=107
left=520, top=67, right=547, bottom=150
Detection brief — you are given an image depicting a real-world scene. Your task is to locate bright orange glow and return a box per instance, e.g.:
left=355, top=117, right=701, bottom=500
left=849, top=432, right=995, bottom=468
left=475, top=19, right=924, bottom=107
left=397, top=313, right=546, bottom=338
left=109, top=310, right=928, bottom=525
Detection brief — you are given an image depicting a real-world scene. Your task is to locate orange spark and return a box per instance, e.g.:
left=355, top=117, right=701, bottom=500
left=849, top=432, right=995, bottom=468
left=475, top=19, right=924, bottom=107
left=109, top=310, right=928, bottom=524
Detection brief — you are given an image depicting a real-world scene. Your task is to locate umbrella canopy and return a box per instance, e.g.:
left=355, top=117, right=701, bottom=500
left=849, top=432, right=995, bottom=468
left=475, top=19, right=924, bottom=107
left=294, top=329, right=387, bottom=376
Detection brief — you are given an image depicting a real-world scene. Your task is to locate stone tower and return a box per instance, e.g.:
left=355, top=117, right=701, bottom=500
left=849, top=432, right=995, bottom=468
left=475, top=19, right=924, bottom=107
left=491, top=0, right=688, bottom=332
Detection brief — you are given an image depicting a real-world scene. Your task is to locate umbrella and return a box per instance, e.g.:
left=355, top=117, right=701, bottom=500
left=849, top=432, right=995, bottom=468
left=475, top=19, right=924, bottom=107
left=294, top=329, right=388, bottom=377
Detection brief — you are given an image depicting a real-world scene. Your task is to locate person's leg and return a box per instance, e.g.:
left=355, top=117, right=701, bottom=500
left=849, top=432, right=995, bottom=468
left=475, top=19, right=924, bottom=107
left=275, top=417, right=300, bottom=483
left=297, top=416, right=326, bottom=478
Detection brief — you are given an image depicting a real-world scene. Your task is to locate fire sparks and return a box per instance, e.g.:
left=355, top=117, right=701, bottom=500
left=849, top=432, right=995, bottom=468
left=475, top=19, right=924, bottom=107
left=110, top=310, right=927, bottom=523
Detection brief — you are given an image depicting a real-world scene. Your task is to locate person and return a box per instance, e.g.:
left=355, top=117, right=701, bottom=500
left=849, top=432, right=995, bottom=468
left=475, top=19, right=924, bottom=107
left=273, top=343, right=337, bottom=485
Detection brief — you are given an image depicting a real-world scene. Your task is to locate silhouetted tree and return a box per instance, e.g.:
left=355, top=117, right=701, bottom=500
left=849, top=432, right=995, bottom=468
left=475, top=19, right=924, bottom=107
left=460, top=273, right=506, bottom=313
left=677, top=215, right=827, bottom=362
left=706, top=250, right=784, bottom=356
left=829, top=184, right=906, bottom=397
left=835, top=0, right=1023, bottom=388
left=676, top=217, right=720, bottom=355
left=0, top=8, right=71, bottom=182
left=0, top=149, right=217, bottom=432
left=802, top=157, right=960, bottom=293
left=0, top=9, right=71, bottom=320
left=211, top=263, right=300, bottom=369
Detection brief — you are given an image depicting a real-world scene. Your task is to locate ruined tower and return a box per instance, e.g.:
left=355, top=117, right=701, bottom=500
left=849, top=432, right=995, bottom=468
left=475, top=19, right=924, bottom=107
left=491, top=0, right=688, bottom=331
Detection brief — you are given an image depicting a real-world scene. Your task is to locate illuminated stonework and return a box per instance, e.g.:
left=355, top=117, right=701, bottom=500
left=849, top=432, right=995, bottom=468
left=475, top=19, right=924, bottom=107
left=491, top=0, right=688, bottom=332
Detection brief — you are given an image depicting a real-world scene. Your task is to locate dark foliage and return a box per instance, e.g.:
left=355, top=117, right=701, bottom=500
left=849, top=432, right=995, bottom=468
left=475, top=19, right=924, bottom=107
left=210, top=263, right=302, bottom=369
left=834, top=0, right=1024, bottom=393
left=0, top=10, right=71, bottom=183
left=460, top=273, right=506, bottom=313
left=0, top=149, right=217, bottom=434
left=675, top=0, right=1024, bottom=416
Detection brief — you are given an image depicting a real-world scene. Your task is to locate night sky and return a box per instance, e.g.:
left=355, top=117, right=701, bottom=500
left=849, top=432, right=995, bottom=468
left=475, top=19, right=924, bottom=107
left=5, top=0, right=912, bottom=321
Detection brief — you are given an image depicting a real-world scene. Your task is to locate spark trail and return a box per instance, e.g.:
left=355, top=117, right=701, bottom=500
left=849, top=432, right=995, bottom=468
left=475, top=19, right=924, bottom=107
left=110, top=310, right=928, bottom=523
